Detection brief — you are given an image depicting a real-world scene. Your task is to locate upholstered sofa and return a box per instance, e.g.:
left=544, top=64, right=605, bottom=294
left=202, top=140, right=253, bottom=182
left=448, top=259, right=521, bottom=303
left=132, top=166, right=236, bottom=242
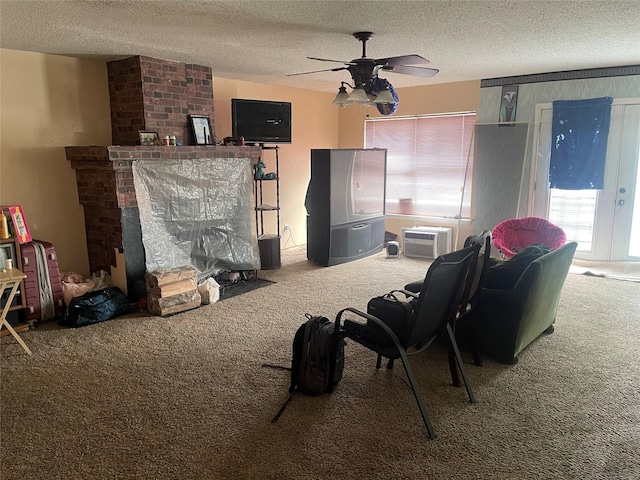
left=460, top=241, right=577, bottom=364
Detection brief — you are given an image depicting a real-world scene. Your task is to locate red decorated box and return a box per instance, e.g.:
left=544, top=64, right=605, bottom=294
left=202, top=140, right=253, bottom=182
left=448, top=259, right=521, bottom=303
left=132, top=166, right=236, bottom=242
left=1, top=205, right=32, bottom=244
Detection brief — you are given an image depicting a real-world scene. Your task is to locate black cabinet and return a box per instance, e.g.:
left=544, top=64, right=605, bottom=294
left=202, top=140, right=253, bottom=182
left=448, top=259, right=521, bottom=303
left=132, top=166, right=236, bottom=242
left=306, top=149, right=387, bottom=266
left=254, top=146, right=281, bottom=269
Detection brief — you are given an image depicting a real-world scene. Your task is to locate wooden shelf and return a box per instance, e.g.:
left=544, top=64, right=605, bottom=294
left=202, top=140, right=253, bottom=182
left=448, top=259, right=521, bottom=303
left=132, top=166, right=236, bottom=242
left=0, top=323, right=29, bottom=337
left=0, top=237, right=26, bottom=312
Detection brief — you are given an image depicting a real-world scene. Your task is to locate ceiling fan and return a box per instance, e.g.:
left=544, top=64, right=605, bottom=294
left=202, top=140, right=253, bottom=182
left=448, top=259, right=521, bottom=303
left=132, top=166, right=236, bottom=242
left=289, top=32, right=439, bottom=111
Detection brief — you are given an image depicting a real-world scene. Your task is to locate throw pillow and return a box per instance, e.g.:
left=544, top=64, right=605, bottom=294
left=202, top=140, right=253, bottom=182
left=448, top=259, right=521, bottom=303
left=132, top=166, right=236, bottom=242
left=483, top=244, right=551, bottom=290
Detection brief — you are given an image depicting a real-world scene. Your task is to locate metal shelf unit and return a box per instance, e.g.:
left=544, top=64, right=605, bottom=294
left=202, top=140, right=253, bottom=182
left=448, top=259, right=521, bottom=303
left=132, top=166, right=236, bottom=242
left=253, top=145, right=281, bottom=269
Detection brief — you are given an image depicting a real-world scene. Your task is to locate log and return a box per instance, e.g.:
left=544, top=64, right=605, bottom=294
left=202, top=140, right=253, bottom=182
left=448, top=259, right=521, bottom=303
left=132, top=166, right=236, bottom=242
left=147, top=278, right=197, bottom=297
left=145, top=266, right=197, bottom=290
left=147, top=288, right=201, bottom=317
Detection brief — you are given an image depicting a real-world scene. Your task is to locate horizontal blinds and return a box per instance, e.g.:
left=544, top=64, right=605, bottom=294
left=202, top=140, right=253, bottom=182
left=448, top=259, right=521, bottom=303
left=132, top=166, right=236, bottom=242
left=365, top=113, right=475, bottom=217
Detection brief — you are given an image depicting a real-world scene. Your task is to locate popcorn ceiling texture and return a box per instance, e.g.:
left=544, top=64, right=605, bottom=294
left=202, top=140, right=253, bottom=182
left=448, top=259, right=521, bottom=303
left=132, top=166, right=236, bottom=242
left=2, top=1, right=639, bottom=93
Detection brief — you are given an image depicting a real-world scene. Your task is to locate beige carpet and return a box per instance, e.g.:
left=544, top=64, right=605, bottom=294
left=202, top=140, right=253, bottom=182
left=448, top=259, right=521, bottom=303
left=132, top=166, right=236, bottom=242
left=570, top=259, right=640, bottom=283
left=2, top=248, right=639, bottom=479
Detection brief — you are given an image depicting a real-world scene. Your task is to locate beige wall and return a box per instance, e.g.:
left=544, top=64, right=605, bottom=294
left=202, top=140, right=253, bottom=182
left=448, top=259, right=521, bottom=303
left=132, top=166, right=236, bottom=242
left=1, top=49, right=111, bottom=276
left=337, top=80, right=481, bottom=249
left=0, top=49, right=339, bottom=275
left=0, top=48, right=481, bottom=275
left=213, top=78, right=338, bottom=248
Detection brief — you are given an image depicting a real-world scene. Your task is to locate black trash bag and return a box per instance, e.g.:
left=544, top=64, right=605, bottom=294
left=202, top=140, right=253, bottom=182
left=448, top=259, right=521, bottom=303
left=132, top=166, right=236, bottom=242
left=61, top=287, right=131, bottom=328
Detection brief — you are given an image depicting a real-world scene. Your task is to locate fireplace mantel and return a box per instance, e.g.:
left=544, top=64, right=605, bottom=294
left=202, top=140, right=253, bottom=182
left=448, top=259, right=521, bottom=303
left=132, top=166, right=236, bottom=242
left=66, top=145, right=262, bottom=207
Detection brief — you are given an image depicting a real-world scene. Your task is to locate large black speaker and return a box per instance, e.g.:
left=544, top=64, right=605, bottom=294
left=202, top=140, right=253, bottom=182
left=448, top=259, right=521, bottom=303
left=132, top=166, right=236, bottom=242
left=330, top=223, right=372, bottom=258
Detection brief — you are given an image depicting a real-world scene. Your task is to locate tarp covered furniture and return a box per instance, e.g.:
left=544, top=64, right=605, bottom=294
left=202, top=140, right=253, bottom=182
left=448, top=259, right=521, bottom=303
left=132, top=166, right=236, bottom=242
left=462, top=241, right=577, bottom=365
left=492, top=217, right=566, bottom=259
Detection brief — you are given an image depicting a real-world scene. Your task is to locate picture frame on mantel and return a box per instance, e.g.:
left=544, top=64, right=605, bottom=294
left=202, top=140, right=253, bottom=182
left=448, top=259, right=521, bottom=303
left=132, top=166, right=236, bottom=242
left=189, top=115, right=213, bottom=145
left=138, top=130, right=161, bottom=146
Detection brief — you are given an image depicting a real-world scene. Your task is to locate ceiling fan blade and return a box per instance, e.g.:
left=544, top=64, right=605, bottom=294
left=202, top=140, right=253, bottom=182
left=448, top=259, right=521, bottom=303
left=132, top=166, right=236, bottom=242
left=307, top=56, right=351, bottom=64
left=382, top=65, right=439, bottom=78
left=376, top=54, right=429, bottom=66
left=287, top=66, right=348, bottom=77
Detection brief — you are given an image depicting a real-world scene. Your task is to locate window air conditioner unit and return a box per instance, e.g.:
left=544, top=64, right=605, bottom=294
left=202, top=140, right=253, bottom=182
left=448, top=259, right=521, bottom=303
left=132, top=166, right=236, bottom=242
left=402, top=227, right=453, bottom=259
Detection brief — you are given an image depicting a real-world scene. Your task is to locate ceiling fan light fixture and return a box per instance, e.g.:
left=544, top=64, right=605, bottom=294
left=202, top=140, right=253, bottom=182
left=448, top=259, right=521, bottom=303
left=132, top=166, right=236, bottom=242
left=332, top=84, right=350, bottom=105
left=346, top=86, right=370, bottom=104
left=373, top=88, right=395, bottom=104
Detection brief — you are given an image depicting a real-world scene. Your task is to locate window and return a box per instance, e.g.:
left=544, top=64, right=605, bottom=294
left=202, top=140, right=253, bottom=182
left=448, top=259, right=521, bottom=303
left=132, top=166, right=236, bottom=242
left=548, top=189, right=597, bottom=251
left=365, top=112, right=475, bottom=218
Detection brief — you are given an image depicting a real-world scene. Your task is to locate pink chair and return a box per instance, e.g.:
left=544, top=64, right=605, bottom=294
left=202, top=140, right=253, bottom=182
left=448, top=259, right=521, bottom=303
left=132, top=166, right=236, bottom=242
left=492, top=217, right=566, bottom=259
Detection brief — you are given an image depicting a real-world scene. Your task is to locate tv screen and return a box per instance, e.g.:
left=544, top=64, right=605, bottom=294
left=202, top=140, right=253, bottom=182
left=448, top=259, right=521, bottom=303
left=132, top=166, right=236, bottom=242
left=231, top=98, right=292, bottom=144
left=329, top=149, right=387, bottom=225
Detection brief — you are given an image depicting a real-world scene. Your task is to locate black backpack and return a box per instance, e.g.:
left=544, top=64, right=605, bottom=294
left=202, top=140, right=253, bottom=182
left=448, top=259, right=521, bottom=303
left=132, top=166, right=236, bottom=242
left=289, top=314, right=344, bottom=396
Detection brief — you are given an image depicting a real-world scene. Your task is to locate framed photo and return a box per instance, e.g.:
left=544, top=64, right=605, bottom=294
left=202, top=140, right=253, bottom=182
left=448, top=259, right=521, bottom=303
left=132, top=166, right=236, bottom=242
left=499, top=85, right=519, bottom=123
left=138, top=130, right=161, bottom=146
left=189, top=115, right=213, bottom=145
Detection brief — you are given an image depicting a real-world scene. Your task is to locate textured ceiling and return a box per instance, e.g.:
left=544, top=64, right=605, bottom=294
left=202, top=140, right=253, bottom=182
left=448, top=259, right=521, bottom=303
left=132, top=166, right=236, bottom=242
left=1, top=0, right=639, bottom=93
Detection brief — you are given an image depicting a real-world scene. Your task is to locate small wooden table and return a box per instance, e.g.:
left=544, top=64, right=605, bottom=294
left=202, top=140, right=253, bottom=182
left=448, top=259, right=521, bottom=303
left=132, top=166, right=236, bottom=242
left=0, top=268, right=31, bottom=355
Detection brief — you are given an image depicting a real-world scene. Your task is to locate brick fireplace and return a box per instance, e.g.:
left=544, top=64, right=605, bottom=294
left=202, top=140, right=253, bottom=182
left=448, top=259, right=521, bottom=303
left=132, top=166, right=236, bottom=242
left=107, top=56, right=216, bottom=147
left=66, top=56, right=261, bottom=298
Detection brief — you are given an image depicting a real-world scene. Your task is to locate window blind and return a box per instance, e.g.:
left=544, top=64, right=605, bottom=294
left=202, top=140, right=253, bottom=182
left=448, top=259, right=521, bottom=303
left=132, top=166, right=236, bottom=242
left=365, top=113, right=475, bottom=218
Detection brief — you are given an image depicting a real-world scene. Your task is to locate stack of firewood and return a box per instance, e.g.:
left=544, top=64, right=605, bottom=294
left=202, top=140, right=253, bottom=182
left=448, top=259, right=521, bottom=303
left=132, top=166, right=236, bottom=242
left=145, top=266, right=201, bottom=316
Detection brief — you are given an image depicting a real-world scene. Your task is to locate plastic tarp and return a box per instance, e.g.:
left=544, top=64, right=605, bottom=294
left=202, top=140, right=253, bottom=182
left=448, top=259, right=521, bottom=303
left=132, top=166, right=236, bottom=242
left=132, top=157, right=260, bottom=281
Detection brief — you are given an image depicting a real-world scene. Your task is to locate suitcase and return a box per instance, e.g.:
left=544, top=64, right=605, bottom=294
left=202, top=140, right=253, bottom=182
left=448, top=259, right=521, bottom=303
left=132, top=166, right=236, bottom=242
left=20, top=240, right=65, bottom=324
left=365, top=292, right=414, bottom=346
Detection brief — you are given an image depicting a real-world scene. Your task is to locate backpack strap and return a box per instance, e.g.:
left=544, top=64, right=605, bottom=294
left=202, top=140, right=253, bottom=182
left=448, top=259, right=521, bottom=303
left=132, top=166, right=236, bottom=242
left=326, top=319, right=339, bottom=394
left=383, top=292, right=400, bottom=302
left=289, top=321, right=306, bottom=393
left=300, top=317, right=316, bottom=378
left=289, top=314, right=315, bottom=393
left=272, top=394, right=294, bottom=423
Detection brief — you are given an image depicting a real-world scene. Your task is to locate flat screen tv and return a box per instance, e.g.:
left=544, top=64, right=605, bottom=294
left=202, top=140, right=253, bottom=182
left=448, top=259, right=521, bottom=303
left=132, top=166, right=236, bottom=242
left=231, top=98, right=292, bottom=145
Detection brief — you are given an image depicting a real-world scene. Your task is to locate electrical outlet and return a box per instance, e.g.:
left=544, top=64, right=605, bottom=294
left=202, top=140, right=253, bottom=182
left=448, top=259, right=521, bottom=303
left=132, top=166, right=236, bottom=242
left=283, top=223, right=290, bottom=232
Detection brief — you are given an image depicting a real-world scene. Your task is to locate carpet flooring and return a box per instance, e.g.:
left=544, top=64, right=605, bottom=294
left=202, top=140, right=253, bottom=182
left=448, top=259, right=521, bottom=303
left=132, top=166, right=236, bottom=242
left=1, top=247, right=639, bottom=479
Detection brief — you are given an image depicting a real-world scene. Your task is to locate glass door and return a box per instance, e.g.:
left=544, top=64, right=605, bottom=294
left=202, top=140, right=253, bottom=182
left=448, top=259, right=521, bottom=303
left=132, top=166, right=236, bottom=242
left=531, top=99, right=640, bottom=261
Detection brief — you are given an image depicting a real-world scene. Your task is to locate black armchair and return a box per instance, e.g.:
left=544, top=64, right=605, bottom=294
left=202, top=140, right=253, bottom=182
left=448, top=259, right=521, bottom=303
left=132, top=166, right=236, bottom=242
left=460, top=241, right=578, bottom=365
left=335, top=245, right=479, bottom=439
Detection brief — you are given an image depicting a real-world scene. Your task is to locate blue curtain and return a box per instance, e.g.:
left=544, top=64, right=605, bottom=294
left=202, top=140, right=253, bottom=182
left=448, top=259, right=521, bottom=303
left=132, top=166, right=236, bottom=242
left=549, top=97, right=613, bottom=190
